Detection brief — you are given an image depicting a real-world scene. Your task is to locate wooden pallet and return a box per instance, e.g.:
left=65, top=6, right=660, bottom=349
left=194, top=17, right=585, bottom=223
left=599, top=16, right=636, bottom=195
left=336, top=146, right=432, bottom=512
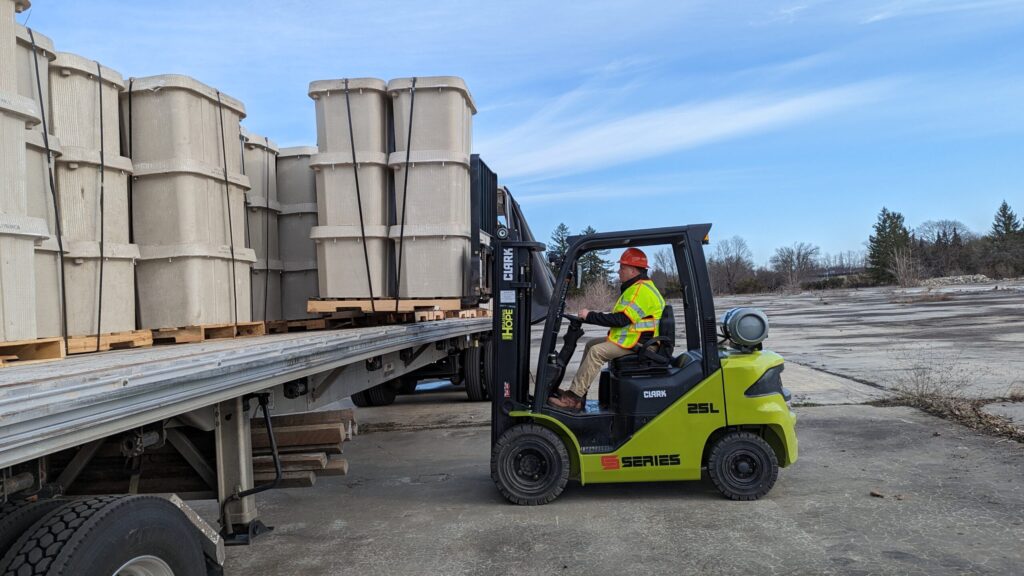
left=151, top=321, right=266, bottom=345
left=0, top=337, right=65, bottom=368
left=66, top=330, right=153, bottom=355
left=265, top=318, right=341, bottom=334
left=308, top=297, right=463, bottom=314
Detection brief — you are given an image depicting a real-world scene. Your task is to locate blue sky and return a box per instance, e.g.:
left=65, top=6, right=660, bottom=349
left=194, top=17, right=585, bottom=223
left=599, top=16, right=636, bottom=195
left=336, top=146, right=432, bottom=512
left=20, top=0, right=1024, bottom=263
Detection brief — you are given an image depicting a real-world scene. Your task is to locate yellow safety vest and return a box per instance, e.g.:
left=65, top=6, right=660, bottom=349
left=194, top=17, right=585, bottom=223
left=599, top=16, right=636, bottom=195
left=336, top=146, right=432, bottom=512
left=607, top=279, right=666, bottom=349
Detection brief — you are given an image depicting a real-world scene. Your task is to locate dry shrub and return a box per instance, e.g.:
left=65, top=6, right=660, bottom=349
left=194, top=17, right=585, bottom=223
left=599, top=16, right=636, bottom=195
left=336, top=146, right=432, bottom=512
left=566, top=281, right=616, bottom=313
left=889, top=292, right=954, bottom=304
left=880, top=352, right=1024, bottom=443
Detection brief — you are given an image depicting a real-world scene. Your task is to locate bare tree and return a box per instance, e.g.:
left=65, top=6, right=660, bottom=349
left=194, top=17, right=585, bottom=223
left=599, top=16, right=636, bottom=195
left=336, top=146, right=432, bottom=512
left=650, top=248, right=681, bottom=297
left=888, top=245, right=920, bottom=287
left=709, top=236, right=755, bottom=294
left=770, top=242, right=820, bottom=289
left=916, top=219, right=977, bottom=243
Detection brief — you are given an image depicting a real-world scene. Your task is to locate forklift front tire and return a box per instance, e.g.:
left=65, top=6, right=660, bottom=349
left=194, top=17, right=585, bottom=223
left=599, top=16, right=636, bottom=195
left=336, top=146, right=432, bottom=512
left=707, top=431, right=779, bottom=501
left=491, top=424, right=570, bottom=505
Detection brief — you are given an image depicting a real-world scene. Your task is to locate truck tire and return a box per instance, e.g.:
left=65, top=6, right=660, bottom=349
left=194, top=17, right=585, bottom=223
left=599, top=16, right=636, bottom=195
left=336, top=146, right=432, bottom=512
left=482, top=342, right=493, bottom=400
left=491, top=423, right=570, bottom=506
left=707, top=431, right=779, bottom=501
left=0, top=495, right=205, bottom=576
left=399, top=377, right=418, bottom=395
left=366, top=383, right=397, bottom=406
left=0, top=499, right=66, bottom=559
left=351, top=390, right=373, bottom=407
left=463, top=346, right=486, bottom=402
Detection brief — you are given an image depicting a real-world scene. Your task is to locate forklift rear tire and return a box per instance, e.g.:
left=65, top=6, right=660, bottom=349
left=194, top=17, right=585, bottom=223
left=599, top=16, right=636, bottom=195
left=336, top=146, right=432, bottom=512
left=464, top=346, right=487, bottom=402
left=0, top=495, right=205, bottom=576
left=491, top=424, right=570, bottom=505
left=707, top=431, right=779, bottom=501
left=367, top=383, right=397, bottom=406
left=351, top=390, right=373, bottom=407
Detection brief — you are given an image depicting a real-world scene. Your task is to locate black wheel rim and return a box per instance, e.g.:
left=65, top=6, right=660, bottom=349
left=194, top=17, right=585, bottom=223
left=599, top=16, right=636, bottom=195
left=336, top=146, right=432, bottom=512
left=722, top=446, right=768, bottom=490
left=502, top=438, right=559, bottom=495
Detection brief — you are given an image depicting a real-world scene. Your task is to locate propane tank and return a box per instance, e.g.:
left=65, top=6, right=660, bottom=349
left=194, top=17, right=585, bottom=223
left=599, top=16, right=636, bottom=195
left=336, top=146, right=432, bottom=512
left=720, top=307, right=769, bottom=350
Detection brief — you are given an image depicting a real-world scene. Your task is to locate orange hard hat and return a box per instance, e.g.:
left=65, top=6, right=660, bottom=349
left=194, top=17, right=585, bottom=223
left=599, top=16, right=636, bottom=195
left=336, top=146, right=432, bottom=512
left=619, top=248, right=648, bottom=269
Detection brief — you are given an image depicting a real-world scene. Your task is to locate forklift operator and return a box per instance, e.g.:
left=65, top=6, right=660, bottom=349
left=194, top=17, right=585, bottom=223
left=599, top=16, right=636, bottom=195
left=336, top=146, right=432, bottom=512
left=548, top=248, right=666, bottom=412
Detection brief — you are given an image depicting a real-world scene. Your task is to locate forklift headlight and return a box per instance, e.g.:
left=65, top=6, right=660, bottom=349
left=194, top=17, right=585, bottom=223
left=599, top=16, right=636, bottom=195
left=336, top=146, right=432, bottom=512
left=745, top=365, right=786, bottom=399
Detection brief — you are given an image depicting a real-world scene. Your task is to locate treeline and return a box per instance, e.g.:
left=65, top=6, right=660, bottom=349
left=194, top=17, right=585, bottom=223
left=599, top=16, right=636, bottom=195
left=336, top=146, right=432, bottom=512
left=689, top=200, right=1023, bottom=295
left=548, top=200, right=1024, bottom=298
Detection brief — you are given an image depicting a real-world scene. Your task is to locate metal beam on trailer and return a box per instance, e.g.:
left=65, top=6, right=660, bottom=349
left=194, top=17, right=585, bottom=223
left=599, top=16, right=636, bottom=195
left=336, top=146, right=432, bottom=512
left=0, top=318, right=489, bottom=469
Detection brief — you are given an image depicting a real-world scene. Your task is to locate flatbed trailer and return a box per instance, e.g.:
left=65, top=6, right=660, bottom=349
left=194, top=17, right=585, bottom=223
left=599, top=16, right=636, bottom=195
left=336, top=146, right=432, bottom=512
left=0, top=318, right=489, bottom=574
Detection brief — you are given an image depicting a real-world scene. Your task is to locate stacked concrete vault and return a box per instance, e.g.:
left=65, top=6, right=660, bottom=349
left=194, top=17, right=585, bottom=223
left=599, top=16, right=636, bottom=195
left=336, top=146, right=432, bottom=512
left=242, top=128, right=281, bottom=321
left=277, top=146, right=319, bottom=320
left=14, top=25, right=64, bottom=338
left=121, top=75, right=254, bottom=329
left=1, top=0, right=48, bottom=343
left=48, top=52, right=138, bottom=337
left=388, top=76, right=476, bottom=298
left=308, top=78, right=390, bottom=299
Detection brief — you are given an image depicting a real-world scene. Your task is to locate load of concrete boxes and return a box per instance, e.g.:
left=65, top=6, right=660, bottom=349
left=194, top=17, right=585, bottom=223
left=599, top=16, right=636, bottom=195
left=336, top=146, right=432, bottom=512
left=1, top=0, right=48, bottom=343
left=307, top=76, right=476, bottom=301
left=48, top=52, right=138, bottom=337
left=15, top=25, right=64, bottom=339
left=277, top=146, right=319, bottom=320
left=242, top=128, right=281, bottom=321
left=308, top=78, right=390, bottom=299
left=122, top=75, right=255, bottom=329
left=388, top=77, right=476, bottom=298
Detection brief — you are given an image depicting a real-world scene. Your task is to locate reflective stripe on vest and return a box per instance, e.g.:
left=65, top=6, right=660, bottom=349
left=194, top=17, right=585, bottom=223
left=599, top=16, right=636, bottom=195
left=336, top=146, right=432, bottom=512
left=607, top=279, right=665, bottom=349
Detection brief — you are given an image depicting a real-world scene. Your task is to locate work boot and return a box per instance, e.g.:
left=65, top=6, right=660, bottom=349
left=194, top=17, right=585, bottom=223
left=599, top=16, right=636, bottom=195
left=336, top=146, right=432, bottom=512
left=547, top=390, right=584, bottom=412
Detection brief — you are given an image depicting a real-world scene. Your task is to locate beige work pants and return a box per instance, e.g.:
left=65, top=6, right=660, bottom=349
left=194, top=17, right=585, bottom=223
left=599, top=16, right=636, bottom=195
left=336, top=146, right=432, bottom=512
left=568, top=336, right=632, bottom=397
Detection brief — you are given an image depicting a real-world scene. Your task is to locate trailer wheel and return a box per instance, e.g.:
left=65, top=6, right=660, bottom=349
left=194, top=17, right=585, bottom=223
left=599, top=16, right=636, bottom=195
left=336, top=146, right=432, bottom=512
left=367, top=383, right=397, bottom=406
left=463, top=346, right=487, bottom=402
left=707, top=431, right=779, bottom=501
left=351, top=390, right=373, bottom=407
left=491, top=424, right=570, bottom=505
left=0, top=499, right=66, bottom=559
left=0, top=495, right=205, bottom=576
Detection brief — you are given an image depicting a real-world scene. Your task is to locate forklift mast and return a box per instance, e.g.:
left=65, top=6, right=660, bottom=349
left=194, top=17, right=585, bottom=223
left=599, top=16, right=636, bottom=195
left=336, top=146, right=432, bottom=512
left=490, top=223, right=544, bottom=444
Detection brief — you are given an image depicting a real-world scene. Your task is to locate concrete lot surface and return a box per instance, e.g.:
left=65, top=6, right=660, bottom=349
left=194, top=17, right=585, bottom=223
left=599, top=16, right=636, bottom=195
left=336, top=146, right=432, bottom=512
left=215, top=284, right=1023, bottom=575
left=717, top=281, right=1024, bottom=398
left=223, top=395, right=1024, bottom=576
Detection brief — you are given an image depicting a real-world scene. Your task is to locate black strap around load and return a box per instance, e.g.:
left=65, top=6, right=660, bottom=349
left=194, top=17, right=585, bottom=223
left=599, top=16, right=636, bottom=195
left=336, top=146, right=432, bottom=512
left=94, top=61, right=107, bottom=351
left=216, top=91, right=239, bottom=328
left=28, top=28, right=68, bottom=346
left=127, top=78, right=141, bottom=330
left=394, top=77, right=417, bottom=310
left=344, top=78, right=377, bottom=312
left=262, top=135, right=271, bottom=320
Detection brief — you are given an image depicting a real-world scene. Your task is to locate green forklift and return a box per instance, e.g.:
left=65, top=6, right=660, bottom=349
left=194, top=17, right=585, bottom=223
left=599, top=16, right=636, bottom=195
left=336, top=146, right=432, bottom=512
left=489, top=224, right=798, bottom=505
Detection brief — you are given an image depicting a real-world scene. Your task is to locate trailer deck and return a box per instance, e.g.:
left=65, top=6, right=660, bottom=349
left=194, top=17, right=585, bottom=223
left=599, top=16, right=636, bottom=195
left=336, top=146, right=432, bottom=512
left=0, top=318, right=489, bottom=469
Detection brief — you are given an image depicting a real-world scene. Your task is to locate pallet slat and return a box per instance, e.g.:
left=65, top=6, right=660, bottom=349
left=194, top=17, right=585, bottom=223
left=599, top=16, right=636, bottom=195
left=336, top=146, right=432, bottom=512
left=66, top=330, right=153, bottom=355
left=250, top=424, right=345, bottom=450
left=254, top=471, right=316, bottom=489
left=0, top=337, right=65, bottom=367
left=151, top=321, right=266, bottom=344
left=252, top=452, right=328, bottom=473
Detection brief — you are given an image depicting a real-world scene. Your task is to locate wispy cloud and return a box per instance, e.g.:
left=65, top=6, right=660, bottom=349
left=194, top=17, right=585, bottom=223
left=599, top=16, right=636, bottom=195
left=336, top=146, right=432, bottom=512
left=861, top=0, right=1023, bottom=23
left=480, top=80, right=892, bottom=181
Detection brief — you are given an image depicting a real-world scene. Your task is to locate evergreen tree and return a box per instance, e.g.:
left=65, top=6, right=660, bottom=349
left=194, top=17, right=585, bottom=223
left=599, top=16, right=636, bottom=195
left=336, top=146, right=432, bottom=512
left=547, top=223, right=571, bottom=275
left=987, top=201, right=1023, bottom=278
left=867, top=207, right=911, bottom=284
left=577, top=226, right=613, bottom=287
left=991, top=200, right=1021, bottom=238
